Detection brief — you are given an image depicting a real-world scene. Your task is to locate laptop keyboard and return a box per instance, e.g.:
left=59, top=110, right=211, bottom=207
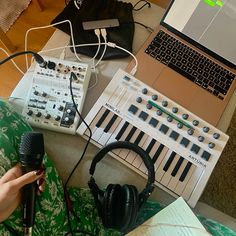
left=145, top=30, right=236, bottom=100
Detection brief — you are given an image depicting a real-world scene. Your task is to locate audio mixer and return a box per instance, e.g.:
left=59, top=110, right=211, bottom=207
left=22, top=56, right=91, bottom=134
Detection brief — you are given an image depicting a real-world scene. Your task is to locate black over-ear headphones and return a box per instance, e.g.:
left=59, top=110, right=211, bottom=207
left=88, top=141, right=155, bottom=233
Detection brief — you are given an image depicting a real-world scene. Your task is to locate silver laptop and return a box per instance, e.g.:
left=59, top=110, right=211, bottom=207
left=127, top=0, right=236, bottom=126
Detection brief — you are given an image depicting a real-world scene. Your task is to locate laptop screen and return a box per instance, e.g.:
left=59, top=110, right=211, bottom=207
left=162, top=0, right=236, bottom=68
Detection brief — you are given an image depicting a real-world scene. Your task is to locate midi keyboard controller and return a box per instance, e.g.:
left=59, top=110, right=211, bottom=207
left=22, top=56, right=91, bottom=134
left=77, top=68, right=229, bottom=207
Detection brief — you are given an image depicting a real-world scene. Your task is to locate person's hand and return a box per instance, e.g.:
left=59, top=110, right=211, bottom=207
left=0, top=164, right=44, bottom=222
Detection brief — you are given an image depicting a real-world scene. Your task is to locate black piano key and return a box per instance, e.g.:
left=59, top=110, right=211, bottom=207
left=95, top=109, right=110, bottom=128
left=171, top=156, right=184, bottom=177
left=146, top=139, right=156, bottom=154
left=163, top=152, right=176, bottom=172
left=179, top=162, right=192, bottom=182
left=115, top=121, right=129, bottom=140
left=134, top=131, right=144, bottom=145
left=152, top=144, right=165, bottom=163
left=103, top=114, right=118, bottom=133
left=125, top=126, right=137, bottom=142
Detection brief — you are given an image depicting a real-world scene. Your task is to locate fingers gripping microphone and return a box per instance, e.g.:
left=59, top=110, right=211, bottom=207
left=19, top=132, right=45, bottom=236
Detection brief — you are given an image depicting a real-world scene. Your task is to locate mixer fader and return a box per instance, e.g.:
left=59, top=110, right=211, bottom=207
left=77, top=68, right=229, bottom=207
left=22, top=56, right=91, bottom=134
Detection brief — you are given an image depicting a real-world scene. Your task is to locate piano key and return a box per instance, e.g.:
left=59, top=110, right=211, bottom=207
left=174, top=163, right=196, bottom=196
left=155, top=149, right=173, bottom=182
left=103, top=114, right=118, bottom=133
left=98, top=115, right=122, bottom=146
left=96, top=109, right=110, bottom=128
left=179, top=162, right=192, bottom=182
left=146, top=138, right=156, bottom=154
left=167, top=158, right=189, bottom=191
left=152, top=144, right=165, bottom=163
left=121, top=127, right=140, bottom=160
left=160, top=153, right=180, bottom=187
left=92, top=111, right=114, bottom=142
left=163, top=152, right=176, bottom=172
left=134, top=131, right=145, bottom=145
left=171, top=156, right=184, bottom=177
left=115, top=121, right=129, bottom=140
left=85, top=106, right=107, bottom=136
left=181, top=166, right=204, bottom=200
left=153, top=146, right=169, bottom=173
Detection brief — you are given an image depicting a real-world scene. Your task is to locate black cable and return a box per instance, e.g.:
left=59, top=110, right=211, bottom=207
left=63, top=71, right=93, bottom=236
left=0, top=50, right=46, bottom=67
left=122, top=21, right=154, bottom=33
left=133, top=0, right=151, bottom=11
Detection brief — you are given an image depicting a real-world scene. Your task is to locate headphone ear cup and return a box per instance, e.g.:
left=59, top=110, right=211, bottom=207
left=102, top=184, right=122, bottom=228
left=119, top=185, right=139, bottom=232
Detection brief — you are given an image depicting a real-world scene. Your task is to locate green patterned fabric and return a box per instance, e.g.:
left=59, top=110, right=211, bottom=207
left=0, top=99, right=235, bottom=236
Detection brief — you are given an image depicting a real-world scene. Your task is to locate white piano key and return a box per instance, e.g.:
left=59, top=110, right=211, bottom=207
left=160, top=153, right=180, bottom=187
left=92, top=111, right=113, bottom=142
left=98, top=115, right=122, bottom=146
left=155, top=149, right=173, bottom=182
left=174, top=163, right=196, bottom=196
left=181, top=166, right=204, bottom=201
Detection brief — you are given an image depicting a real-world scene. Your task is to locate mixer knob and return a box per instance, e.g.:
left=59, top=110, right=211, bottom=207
left=156, top=110, right=162, bottom=116
left=162, top=101, right=168, bottom=107
left=167, top=116, right=173, bottom=122
left=45, top=114, right=51, bottom=119
left=55, top=115, right=61, bottom=121
left=36, top=112, right=42, bottom=117
left=213, top=133, right=220, bottom=139
left=203, top=126, right=210, bottom=133
left=187, top=129, right=194, bottom=135
left=66, top=109, right=72, bottom=114
left=208, top=142, right=215, bottom=149
left=177, top=123, right=183, bottom=129
left=151, top=94, right=158, bottom=101
left=58, top=105, right=64, bottom=111
left=172, top=107, right=178, bottom=113
left=192, top=120, right=199, bottom=126
left=182, top=113, right=189, bottom=120
left=27, top=110, right=33, bottom=116
left=146, top=103, right=152, bottom=110
left=136, top=97, right=142, bottom=103
left=47, top=61, right=56, bottom=70
left=198, top=136, right=205, bottom=142
left=42, top=92, right=47, bottom=97
left=34, top=90, right=39, bottom=95
left=64, top=117, right=71, bottom=122
left=142, top=88, right=148, bottom=94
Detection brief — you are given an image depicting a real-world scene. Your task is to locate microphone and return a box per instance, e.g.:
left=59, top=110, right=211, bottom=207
left=19, top=132, right=45, bottom=236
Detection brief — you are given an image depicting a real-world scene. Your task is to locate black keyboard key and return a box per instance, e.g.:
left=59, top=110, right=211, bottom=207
left=163, top=152, right=176, bottom=172
left=115, top=121, right=129, bottom=140
left=171, top=156, right=184, bottom=177
left=96, top=109, right=110, bottom=128
left=125, top=126, right=137, bottom=141
left=103, top=114, right=118, bottom=133
left=134, top=131, right=144, bottom=145
left=146, top=139, right=156, bottom=154
left=152, top=144, right=165, bottom=163
left=179, top=162, right=192, bottom=182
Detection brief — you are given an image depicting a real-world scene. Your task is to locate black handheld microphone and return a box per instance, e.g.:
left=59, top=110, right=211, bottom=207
left=19, top=132, right=45, bottom=236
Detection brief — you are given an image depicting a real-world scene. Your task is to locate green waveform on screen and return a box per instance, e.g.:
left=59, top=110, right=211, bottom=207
left=204, top=0, right=224, bottom=7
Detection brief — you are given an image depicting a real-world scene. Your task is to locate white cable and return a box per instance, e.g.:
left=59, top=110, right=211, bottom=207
left=37, top=42, right=138, bottom=75
left=24, top=19, right=84, bottom=69
left=94, top=28, right=107, bottom=67
left=24, top=20, right=102, bottom=68
left=0, top=48, right=25, bottom=75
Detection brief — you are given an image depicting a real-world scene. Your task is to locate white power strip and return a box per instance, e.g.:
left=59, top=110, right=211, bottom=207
left=21, top=56, right=91, bottom=134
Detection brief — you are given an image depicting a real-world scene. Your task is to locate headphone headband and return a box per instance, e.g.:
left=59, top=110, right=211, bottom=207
left=89, top=141, right=155, bottom=206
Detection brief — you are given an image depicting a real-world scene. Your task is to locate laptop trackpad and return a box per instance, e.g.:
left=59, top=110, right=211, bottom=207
left=152, top=68, right=198, bottom=108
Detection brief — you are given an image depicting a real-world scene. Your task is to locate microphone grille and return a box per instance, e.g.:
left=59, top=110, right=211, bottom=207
left=19, top=132, right=45, bottom=155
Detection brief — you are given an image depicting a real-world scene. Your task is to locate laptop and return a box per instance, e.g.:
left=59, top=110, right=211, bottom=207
left=126, top=0, right=236, bottom=126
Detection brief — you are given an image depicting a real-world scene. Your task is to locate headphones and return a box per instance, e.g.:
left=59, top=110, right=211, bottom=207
left=88, top=141, right=155, bottom=233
